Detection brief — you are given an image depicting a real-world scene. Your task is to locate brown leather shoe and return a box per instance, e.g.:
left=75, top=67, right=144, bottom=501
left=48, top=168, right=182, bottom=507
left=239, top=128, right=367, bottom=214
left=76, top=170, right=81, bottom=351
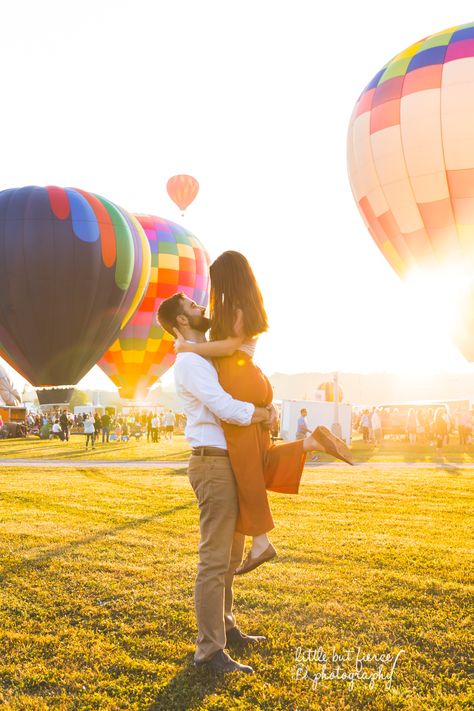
left=234, top=543, right=277, bottom=575
left=312, top=425, right=354, bottom=465
left=226, top=627, right=266, bottom=648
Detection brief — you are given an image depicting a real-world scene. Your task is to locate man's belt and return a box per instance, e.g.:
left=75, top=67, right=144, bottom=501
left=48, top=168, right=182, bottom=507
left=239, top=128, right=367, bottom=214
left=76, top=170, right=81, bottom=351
left=191, top=447, right=229, bottom=457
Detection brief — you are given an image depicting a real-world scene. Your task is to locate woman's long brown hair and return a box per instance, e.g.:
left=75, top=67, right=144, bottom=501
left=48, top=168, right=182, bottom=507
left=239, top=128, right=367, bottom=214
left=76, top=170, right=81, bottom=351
left=209, top=251, right=269, bottom=340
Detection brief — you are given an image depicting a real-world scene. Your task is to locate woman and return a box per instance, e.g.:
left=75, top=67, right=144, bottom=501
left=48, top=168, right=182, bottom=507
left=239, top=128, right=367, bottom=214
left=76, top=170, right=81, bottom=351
left=174, top=251, right=353, bottom=574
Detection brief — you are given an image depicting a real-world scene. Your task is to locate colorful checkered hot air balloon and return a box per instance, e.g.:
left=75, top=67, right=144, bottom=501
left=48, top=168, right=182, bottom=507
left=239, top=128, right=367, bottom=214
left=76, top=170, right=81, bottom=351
left=347, top=22, right=474, bottom=358
left=98, top=215, right=210, bottom=399
left=0, top=186, right=151, bottom=389
left=166, top=175, right=199, bottom=214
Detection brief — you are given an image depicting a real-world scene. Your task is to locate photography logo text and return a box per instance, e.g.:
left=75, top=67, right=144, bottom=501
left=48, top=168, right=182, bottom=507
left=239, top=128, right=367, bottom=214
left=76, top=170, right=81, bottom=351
left=293, top=645, right=405, bottom=691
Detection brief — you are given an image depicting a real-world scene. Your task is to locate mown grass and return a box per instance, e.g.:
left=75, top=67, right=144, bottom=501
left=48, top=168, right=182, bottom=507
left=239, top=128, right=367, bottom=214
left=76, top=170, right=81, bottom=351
left=1, top=434, right=474, bottom=465
left=0, top=464, right=472, bottom=709
left=0, top=435, right=191, bottom=461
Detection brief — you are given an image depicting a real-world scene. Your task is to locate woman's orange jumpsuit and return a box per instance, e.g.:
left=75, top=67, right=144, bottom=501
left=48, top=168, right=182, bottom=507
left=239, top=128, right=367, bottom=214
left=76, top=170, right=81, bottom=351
left=214, top=350, right=307, bottom=536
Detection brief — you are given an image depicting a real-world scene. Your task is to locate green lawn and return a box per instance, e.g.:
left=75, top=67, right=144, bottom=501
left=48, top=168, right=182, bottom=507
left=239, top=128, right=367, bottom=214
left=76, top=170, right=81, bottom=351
left=1, top=433, right=474, bottom=465
left=0, top=435, right=191, bottom=461
left=0, top=464, right=472, bottom=709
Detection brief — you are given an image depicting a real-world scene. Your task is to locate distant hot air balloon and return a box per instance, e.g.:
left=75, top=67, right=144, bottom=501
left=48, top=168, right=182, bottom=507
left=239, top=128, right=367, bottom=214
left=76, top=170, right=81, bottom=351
left=98, top=215, right=210, bottom=399
left=318, top=382, right=343, bottom=402
left=347, top=21, right=474, bottom=359
left=0, top=362, right=21, bottom=406
left=166, top=175, right=199, bottom=213
left=0, top=186, right=151, bottom=390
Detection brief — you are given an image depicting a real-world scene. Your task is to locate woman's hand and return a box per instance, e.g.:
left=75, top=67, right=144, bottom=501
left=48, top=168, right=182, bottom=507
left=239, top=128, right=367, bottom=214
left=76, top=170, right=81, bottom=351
left=173, top=328, right=190, bottom=353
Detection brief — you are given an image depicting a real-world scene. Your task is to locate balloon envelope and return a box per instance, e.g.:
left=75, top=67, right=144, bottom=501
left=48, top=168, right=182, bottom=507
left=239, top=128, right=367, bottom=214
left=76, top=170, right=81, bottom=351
left=98, top=215, right=210, bottom=399
left=0, top=362, right=21, bottom=405
left=347, top=21, right=474, bottom=358
left=0, top=186, right=151, bottom=386
left=318, top=382, right=343, bottom=402
left=166, top=175, right=199, bottom=211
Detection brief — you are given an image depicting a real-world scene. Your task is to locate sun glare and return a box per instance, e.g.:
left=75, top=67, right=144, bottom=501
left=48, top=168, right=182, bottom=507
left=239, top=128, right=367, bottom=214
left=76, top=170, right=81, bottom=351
left=403, top=267, right=468, bottom=330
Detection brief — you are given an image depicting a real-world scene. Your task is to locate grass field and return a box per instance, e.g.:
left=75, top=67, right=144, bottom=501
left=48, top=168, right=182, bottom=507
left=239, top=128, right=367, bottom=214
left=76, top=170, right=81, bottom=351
left=1, top=433, right=474, bottom=465
left=0, top=435, right=191, bottom=461
left=0, top=462, right=472, bottom=709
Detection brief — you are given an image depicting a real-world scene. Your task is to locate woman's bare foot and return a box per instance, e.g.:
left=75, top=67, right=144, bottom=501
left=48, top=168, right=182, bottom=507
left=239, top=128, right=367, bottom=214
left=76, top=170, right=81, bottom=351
left=250, top=533, right=270, bottom=557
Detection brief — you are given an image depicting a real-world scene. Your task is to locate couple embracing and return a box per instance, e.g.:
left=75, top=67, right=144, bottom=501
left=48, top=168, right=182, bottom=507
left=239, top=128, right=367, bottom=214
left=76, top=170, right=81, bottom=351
left=157, top=251, right=353, bottom=675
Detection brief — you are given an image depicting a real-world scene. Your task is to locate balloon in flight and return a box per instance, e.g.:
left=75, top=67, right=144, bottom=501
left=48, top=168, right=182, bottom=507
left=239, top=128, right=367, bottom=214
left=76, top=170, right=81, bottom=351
left=166, top=175, right=199, bottom=212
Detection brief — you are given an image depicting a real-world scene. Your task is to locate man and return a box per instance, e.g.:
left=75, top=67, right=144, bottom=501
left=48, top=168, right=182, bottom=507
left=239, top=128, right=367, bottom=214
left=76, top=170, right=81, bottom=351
left=371, top=407, right=382, bottom=445
left=295, top=408, right=311, bottom=439
left=101, top=411, right=111, bottom=443
left=157, top=293, right=273, bottom=675
left=163, top=409, right=176, bottom=441
left=59, top=409, right=70, bottom=442
left=295, top=407, right=318, bottom=462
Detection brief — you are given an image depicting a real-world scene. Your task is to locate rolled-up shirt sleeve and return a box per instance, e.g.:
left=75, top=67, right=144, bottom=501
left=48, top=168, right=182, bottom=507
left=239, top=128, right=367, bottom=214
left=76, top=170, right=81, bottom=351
left=177, top=354, right=254, bottom=425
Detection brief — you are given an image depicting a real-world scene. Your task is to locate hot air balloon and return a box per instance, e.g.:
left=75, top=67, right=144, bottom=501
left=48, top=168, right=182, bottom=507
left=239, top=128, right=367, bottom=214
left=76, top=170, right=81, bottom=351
left=0, top=362, right=21, bottom=406
left=347, top=22, right=474, bottom=358
left=166, top=175, right=199, bottom=214
left=318, top=382, right=343, bottom=402
left=0, top=186, right=151, bottom=394
left=98, top=215, right=210, bottom=399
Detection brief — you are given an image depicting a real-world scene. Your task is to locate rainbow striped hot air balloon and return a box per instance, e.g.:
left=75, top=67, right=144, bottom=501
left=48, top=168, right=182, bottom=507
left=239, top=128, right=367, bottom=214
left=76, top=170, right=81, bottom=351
left=347, top=22, right=474, bottom=358
left=98, top=215, right=210, bottom=399
left=0, top=186, right=150, bottom=387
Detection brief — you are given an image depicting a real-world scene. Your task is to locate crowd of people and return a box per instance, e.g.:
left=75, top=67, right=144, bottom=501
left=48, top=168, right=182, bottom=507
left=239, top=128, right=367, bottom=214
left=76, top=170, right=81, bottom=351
left=17, top=408, right=184, bottom=447
left=353, top=405, right=474, bottom=451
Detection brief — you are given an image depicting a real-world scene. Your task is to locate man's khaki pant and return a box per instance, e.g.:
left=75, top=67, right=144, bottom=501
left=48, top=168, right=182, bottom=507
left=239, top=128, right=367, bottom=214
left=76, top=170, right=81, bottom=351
left=188, top=453, right=245, bottom=663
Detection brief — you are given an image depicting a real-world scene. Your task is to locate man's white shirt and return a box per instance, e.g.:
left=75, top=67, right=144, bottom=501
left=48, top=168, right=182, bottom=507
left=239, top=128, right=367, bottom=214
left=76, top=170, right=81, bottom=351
left=174, top=352, right=255, bottom=448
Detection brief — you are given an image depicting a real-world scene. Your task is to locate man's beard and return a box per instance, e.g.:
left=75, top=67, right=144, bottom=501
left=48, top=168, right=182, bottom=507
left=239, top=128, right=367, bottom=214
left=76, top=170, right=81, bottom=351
left=188, top=314, right=211, bottom=332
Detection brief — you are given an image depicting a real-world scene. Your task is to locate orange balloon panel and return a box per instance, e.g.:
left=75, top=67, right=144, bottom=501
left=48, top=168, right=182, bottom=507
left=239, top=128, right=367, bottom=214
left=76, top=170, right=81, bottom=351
left=166, top=175, right=199, bottom=211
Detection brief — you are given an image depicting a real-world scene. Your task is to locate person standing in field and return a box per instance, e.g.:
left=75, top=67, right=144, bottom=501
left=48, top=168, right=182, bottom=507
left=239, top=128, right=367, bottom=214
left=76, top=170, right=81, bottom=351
left=433, top=407, right=449, bottom=457
left=59, top=409, right=70, bottom=442
left=163, top=409, right=176, bottom=441
left=371, top=407, right=382, bottom=445
left=83, top=414, right=96, bottom=450
left=295, top=408, right=312, bottom=439
left=158, top=294, right=273, bottom=674
left=101, top=412, right=111, bottom=443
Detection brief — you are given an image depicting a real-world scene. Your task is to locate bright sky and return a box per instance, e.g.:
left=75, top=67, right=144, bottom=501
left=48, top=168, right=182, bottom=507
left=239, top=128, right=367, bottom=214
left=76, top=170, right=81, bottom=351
left=2, top=0, right=474, bottom=394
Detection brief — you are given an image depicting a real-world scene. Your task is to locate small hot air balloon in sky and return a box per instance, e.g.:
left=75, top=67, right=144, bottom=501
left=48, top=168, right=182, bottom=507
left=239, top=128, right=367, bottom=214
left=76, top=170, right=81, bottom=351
left=318, top=382, right=343, bottom=402
left=347, top=21, right=474, bottom=359
left=98, top=215, right=210, bottom=400
left=166, top=175, right=199, bottom=214
left=0, top=186, right=151, bottom=391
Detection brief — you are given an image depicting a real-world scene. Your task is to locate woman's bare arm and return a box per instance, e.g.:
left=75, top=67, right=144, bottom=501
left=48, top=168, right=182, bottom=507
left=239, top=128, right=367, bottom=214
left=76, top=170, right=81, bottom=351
left=173, top=329, right=244, bottom=356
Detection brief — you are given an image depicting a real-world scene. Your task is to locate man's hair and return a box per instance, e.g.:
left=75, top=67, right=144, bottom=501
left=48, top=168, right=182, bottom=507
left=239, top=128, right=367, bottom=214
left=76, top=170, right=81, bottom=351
left=157, top=292, right=186, bottom=337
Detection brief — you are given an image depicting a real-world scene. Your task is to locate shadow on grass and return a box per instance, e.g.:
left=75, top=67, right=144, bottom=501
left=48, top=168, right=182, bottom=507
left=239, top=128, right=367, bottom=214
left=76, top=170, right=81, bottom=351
left=0, top=501, right=194, bottom=581
left=147, top=654, right=222, bottom=711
